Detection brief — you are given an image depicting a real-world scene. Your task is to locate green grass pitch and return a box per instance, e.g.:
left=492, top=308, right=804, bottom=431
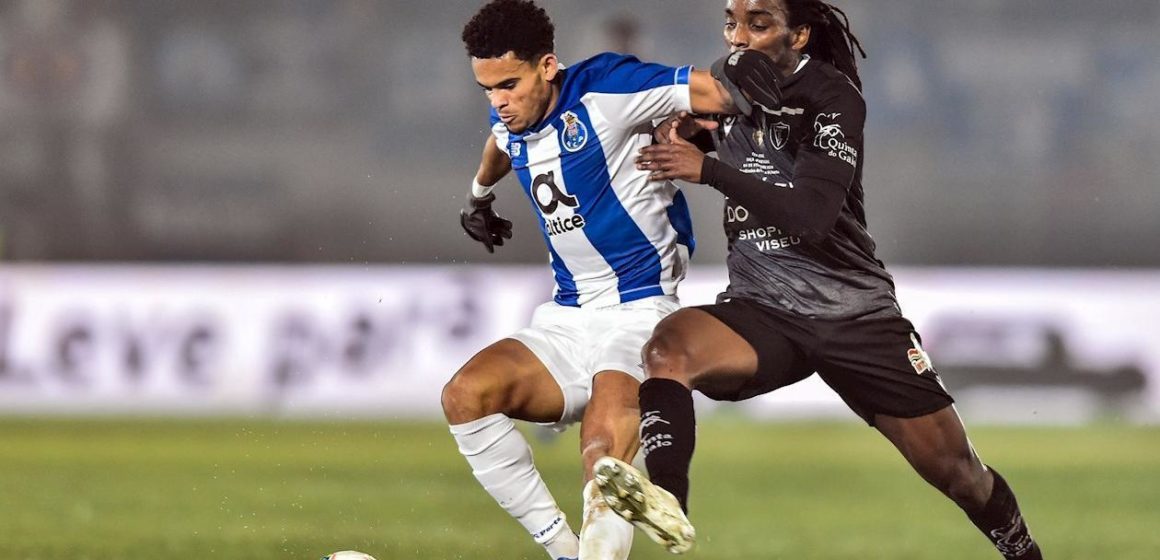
left=1, top=418, right=1158, bottom=559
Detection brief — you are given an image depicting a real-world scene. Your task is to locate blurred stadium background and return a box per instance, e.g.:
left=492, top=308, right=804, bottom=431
left=1, top=0, right=1159, bottom=558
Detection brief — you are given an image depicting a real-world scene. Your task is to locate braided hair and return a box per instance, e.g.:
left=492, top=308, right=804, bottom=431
left=784, top=0, right=867, bottom=90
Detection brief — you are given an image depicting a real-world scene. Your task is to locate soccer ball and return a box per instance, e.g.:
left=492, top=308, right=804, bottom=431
left=322, top=552, right=377, bottom=560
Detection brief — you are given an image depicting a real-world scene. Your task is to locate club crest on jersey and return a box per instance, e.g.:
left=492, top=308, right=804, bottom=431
left=560, top=111, right=589, bottom=152
left=771, top=121, right=790, bottom=150
left=813, top=112, right=858, bottom=166
left=907, top=333, right=934, bottom=375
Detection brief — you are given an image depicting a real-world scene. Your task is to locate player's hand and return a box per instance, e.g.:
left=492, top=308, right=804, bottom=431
left=653, top=111, right=718, bottom=144
left=711, top=49, right=783, bottom=116
left=636, top=127, right=707, bottom=183
left=459, top=193, right=513, bottom=253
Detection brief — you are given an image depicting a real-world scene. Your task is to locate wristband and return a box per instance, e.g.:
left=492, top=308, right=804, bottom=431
left=471, top=179, right=494, bottom=198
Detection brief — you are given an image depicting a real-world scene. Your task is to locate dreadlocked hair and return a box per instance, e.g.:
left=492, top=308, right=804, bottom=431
left=462, top=0, right=555, bottom=63
left=784, top=0, right=867, bottom=90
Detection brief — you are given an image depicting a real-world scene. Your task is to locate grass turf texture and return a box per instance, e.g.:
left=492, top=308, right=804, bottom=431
left=1, top=418, right=1157, bottom=559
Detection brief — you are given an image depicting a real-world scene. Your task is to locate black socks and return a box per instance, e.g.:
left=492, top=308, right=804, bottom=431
left=967, top=467, right=1043, bottom=559
left=639, top=378, right=696, bottom=512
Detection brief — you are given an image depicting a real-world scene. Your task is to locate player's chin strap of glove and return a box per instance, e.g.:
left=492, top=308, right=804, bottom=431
left=710, top=49, right=783, bottom=117
left=459, top=192, right=513, bottom=253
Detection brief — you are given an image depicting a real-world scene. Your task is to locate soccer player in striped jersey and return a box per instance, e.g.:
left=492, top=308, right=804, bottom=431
left=592, top=1, right=1044, bottom=558
left=440, top=2, right=780, bottom=560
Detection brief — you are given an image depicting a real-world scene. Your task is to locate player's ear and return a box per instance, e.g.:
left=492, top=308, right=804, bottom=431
left=791, top=24, right=810, bottom=51
left=538, top=53, right=560, bottom=81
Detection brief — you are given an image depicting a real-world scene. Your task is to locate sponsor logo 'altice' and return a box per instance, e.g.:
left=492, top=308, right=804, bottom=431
left=813, top=112, right=858, bottom=166
left=532, top=171, right=586, bottom=236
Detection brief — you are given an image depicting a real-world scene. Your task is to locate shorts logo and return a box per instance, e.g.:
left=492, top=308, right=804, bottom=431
left=813, top=112, right=858, bottom=166
left=907, top=333, right=933, bottom=375
left=560, top=111, right=588, bottom=152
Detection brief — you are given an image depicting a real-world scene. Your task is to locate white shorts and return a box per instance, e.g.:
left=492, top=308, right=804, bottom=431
left=509, top=295, right=680, bottom=431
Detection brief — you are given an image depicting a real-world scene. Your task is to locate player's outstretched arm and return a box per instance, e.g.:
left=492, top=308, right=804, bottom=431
left=460, top=135, right=514, bottom=253
left=688, top=69, right=738, bottom=115
left=637, top=128, right=845, bottom=244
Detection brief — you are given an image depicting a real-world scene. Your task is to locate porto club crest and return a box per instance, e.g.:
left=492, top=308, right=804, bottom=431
left=560, top=111, right=589, bottom=152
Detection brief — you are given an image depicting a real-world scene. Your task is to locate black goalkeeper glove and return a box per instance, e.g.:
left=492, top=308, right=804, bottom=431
left=459, top=192, right=513, bottom=253
left=710, top=49, right=783, bottom=117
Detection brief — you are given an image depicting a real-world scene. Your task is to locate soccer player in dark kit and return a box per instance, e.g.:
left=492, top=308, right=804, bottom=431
left=592, top=1, right=1045, bottom=558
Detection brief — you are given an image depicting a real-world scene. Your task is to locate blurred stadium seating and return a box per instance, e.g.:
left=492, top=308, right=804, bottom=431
left=0, top=0, right=1157, bottom=266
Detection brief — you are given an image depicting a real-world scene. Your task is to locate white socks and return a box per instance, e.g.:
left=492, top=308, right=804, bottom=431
left=579, top=479, right=634, bottom=560
left=450, top=413, right=579, bottom=560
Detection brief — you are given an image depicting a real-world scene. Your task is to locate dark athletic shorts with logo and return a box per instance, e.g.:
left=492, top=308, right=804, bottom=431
left=694, top=298, right=954, bottom=426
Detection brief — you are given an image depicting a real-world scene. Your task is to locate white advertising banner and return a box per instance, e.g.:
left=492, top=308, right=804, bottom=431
left=0, top=265, right=549, bottom=416
left=0, top=265, right=1157, bottom=423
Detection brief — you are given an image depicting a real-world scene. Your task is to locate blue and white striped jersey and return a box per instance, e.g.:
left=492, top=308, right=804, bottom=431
left=490, top=53, right=696, bottom=308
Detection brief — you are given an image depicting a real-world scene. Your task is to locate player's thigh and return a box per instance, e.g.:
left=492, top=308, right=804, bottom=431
left=656, top=302, right=810, bottom=401
left=813, top=316, right=954, bottom=425
left=442, top=337, right=565, bottom=424
left=644, top=307, right=757, bottom=390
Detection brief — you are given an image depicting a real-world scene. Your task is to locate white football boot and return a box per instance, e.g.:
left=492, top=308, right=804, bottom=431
left=592, top=456, right=695, bottom=554
left=579, top=479, right=634, bottom=559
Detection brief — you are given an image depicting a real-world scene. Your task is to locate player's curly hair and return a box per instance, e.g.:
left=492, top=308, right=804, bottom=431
left=462, top=0, right=555, bottom=62
left=785, top=0, right=867, bottom=90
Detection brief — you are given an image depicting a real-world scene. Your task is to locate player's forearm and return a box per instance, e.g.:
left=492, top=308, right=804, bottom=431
left=473, top=135, right=512, bottom=196
left=688, top=70, right=738, bottom=115
left=700, top=158, right=845, bottom=243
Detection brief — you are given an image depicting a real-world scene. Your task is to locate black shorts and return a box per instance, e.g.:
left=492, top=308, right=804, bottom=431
left=695, top=298, right=954, bottom=426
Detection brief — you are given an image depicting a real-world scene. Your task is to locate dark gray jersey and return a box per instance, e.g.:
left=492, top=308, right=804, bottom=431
left=712, top=59, right=899, bottom=320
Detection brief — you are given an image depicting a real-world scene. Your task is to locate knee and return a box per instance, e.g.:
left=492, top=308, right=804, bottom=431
left=641, top=326, right=694, bottom=383
left=927, top=454, right=990, bottom=510
left=441, top=366, right=506, bottom=424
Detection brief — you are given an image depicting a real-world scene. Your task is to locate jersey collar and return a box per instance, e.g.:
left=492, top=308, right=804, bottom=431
left=779, top=54, right=811, bottom=88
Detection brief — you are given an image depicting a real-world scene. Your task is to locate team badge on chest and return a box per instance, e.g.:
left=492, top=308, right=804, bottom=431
left=771, top=121, right=790, bottom=150
left=560, top=111, right=589, bottom=152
